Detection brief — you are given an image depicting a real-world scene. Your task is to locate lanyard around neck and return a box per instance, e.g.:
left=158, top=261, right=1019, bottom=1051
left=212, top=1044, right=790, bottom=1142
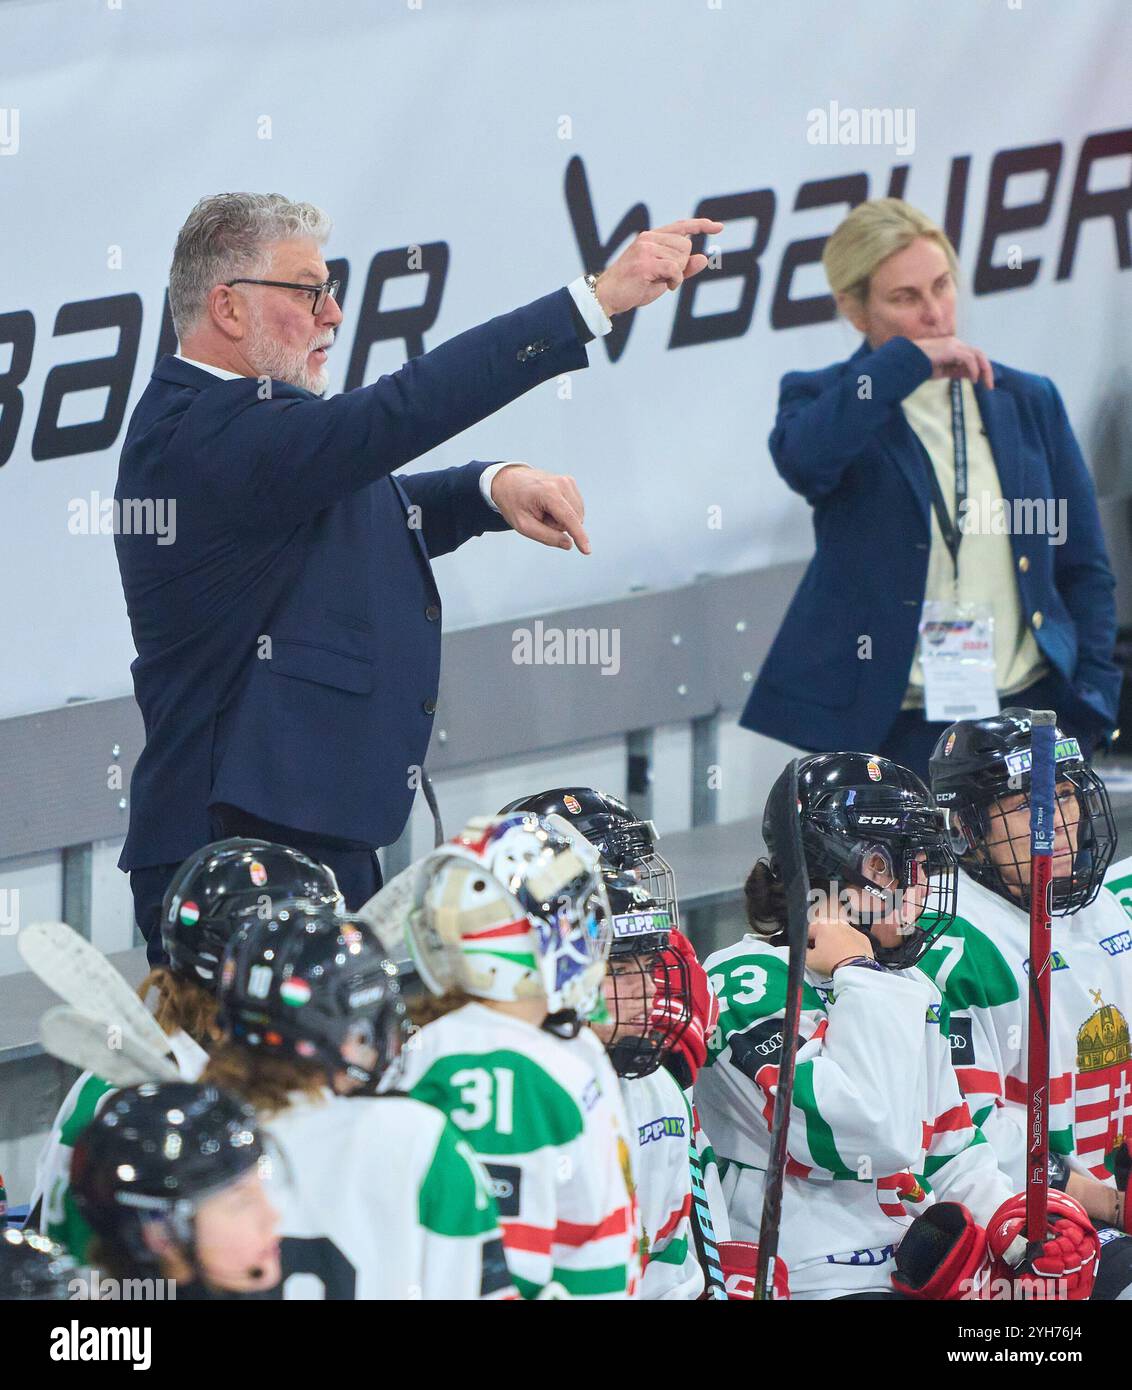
left=919, top=378, right=968, bottom=580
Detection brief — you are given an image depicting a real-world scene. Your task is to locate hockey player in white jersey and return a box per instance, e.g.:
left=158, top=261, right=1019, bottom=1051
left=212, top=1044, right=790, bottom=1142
left=501, top=785, right=735, bottom=1298
left=69, top=1081, right=282, bottom=1298
left=695, top=752, right=1098, bottom=1300
left=589, top=878, right=706, bottom=1298
left=383, top=812, right=641, bottom=1299
left=926, top=709, right=1132, bottom=1298
left=31, top=836, right=340, bottom=1260
left=204, top=901, right=514, bottom=1300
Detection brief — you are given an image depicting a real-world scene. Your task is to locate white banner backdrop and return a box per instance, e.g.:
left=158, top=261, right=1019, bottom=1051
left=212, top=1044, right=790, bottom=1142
left=0, top=0, right=1130, bottom=719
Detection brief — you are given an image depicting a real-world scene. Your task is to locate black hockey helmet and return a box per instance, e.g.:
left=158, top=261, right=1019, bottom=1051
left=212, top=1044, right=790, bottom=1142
left=70, top=1082, right=264, bottom=1273
left=762, top=751, right=958, bottom=969
left=499, top=787, right=679, bottom=927
left=599, top=872, right=691, bottom=1079
left=929, top=708, right=1116, bottom=913
left=161, top=837, right=342, bottom=989
left=217, top=903, right=408, bottom=1093
left=0, top=1229, right=76, bottom=1300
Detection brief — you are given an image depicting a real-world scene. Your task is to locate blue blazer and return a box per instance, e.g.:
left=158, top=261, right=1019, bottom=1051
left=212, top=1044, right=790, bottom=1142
left=116, top=288, right=588, bottom=870
left=740, top=336, right=1120, bottom=752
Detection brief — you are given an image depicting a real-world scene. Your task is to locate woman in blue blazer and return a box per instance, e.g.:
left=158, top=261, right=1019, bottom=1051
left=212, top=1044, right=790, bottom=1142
left=741, top=198, right=1120, bottom=778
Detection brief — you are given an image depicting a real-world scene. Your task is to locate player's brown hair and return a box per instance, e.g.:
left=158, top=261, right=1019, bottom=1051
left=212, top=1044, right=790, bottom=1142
left=406, top=985, right=476, bottom=1029
left=202, top=1039, right=326, bottom=1116
left=138, top=967, right=221, bottom=1049
left=744, top=858, right=789, bottom=938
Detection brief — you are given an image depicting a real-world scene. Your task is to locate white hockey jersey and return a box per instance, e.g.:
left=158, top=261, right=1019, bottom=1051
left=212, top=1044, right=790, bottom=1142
left=262, top=1089, right=513, bottom=1300
left=32, top=1029, right=207, bottom=1260
left=695, top=935, right=1011, bottom=1298
left=920, top=865, right=1132, bottom=1191
left=392, top=1003, right=641, bottom=1298
left=620, top=1066, right=704, bottom=1300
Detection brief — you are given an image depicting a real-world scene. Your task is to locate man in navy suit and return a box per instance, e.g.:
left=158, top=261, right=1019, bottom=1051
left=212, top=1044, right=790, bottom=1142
left=116, top=192, right=722, bottom=962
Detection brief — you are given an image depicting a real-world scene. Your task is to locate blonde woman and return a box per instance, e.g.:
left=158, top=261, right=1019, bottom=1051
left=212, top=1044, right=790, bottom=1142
left=741, top=197, right=1118, bottom=780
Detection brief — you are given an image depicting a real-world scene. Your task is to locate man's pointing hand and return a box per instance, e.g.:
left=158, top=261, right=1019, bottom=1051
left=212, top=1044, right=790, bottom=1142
left=593, top=217, right=724, bottom=316
left=490, top=465, right=590, bottom=554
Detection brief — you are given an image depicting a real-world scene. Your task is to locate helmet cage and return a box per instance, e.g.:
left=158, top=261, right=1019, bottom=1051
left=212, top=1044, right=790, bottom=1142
left=603, top=907, right=692, bottom=1078
left=946, top=762, right=1116, bottom=914
left=802, top=796, right=959, bottom=969
left=587, top=816, right=680, bottom=930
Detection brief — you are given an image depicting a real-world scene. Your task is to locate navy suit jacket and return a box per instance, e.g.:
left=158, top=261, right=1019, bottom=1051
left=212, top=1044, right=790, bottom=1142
left=116, top=288, right=588, bottom=870
left=740, top=336, right=1120, bottom=752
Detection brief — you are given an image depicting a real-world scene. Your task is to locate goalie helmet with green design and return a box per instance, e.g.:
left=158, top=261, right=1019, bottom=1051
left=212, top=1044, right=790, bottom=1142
left=404, top=813, right=612, bottom=1036
left=928, top=707, right=1116, bottom=914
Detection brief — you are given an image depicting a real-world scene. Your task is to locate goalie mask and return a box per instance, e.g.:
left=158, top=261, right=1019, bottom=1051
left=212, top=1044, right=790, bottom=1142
left=929, top=708, right=1116, bottom=914
left=404, top=813, right=612, bottom=1029
left=597, top=871, right=692, bottom=1079
left=763, top=752, right=959, bottom=969
left=217, top=904, right=408, bottom=1093
left=162, top=837, right=342, bottom=990
left=499, top=787, right=679, bottom=929
left=70, top=1082, right=266, bottom=1281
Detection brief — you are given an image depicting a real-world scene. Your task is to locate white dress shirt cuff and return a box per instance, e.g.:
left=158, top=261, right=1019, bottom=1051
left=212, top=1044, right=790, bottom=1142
left=567, top=275, right=613, bottom=338
left=480, top=461, right=529, bottom=513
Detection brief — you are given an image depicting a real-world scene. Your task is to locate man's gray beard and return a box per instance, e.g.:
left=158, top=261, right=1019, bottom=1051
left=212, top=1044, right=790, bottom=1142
left=246, top=312, right=329, bottom=395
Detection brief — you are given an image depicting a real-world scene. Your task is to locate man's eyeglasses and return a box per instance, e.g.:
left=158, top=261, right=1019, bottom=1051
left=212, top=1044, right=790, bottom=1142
left=224, top=278, right=341, bottom=316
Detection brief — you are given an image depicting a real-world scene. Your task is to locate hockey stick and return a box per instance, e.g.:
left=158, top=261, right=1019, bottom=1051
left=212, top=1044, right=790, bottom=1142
left=18, top=920, right=173, bottom=1062
left=754, top=757, right=810, bottom=1301
left=1025, top=711, right=1057, bottom=1259
left=419, top=769, right=445, bottom=848
left=39, top=1005, right=181, bottom=1087
left=687, top=1138, right=728, bottom=1300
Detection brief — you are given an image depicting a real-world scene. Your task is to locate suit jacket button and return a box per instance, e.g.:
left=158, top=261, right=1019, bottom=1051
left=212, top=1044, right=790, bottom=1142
left=423, top=697, right=437, bottom=715
left=1032, top=610, right=1043, bottom=630
left=1018, top=555, right=1030, bottom=573
left=425, top=604, right=440, bottom=622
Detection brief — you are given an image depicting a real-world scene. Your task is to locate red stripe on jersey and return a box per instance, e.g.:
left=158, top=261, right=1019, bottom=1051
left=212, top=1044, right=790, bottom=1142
left=503, top=1221, right=553, bottom=1256
left=1075, top=1096, right=1121, bottom=1124
left=956, top=1067, right=1005, bottom=1099
left=461, top=918, right=530, bottom=941
left=810, top=1018, right=829, bottom=1045
left=931, top=1102, right=973, bottom=1136
left=752, top=1063, right=814, bottom=1178
left=654, top=1192, right=692, bottom=1246
left=554, top=1207, right=630, bottom=1247
left=1005, top=1073, right=1073, bottom=1105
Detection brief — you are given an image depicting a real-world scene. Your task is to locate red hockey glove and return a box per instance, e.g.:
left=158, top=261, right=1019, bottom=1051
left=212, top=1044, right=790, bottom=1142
left=717, top=1240, right=790, bottom=1300
left=656, top=928, right=718, bottom=1089
left=892, top=1203, right=991, bottom=1299
left=987, top=1190, right=1099, bottom=1301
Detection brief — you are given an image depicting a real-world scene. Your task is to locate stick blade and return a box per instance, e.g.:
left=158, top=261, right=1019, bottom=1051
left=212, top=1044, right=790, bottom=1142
left=40, top=1005, right=180, bottom=1087
left=19, top=920, right=168, bottom=1056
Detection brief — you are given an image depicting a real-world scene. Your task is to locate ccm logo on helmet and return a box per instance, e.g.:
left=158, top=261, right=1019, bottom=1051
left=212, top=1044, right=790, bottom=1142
left=857, top=815, right=900, bottom=827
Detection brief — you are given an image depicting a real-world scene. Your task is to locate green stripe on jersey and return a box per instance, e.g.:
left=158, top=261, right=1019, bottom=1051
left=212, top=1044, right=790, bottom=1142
left=418, top=1117, right=501, bottom=1238
left=917, top=916, right=1019, bottom=1009
left=553, top=1262, right=629, bottom=1296
left=649, top=1236, right=689, bottom=1268
left=59, top=1074, right=114, bottom=1146
left=793, top=1059, right=858, bottom=1178
left=410, top=1049, right=585, bottom=1154
left=707, top=950, right=825, bottom=1061
left=50, top=1073, right=114, bottom=1263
